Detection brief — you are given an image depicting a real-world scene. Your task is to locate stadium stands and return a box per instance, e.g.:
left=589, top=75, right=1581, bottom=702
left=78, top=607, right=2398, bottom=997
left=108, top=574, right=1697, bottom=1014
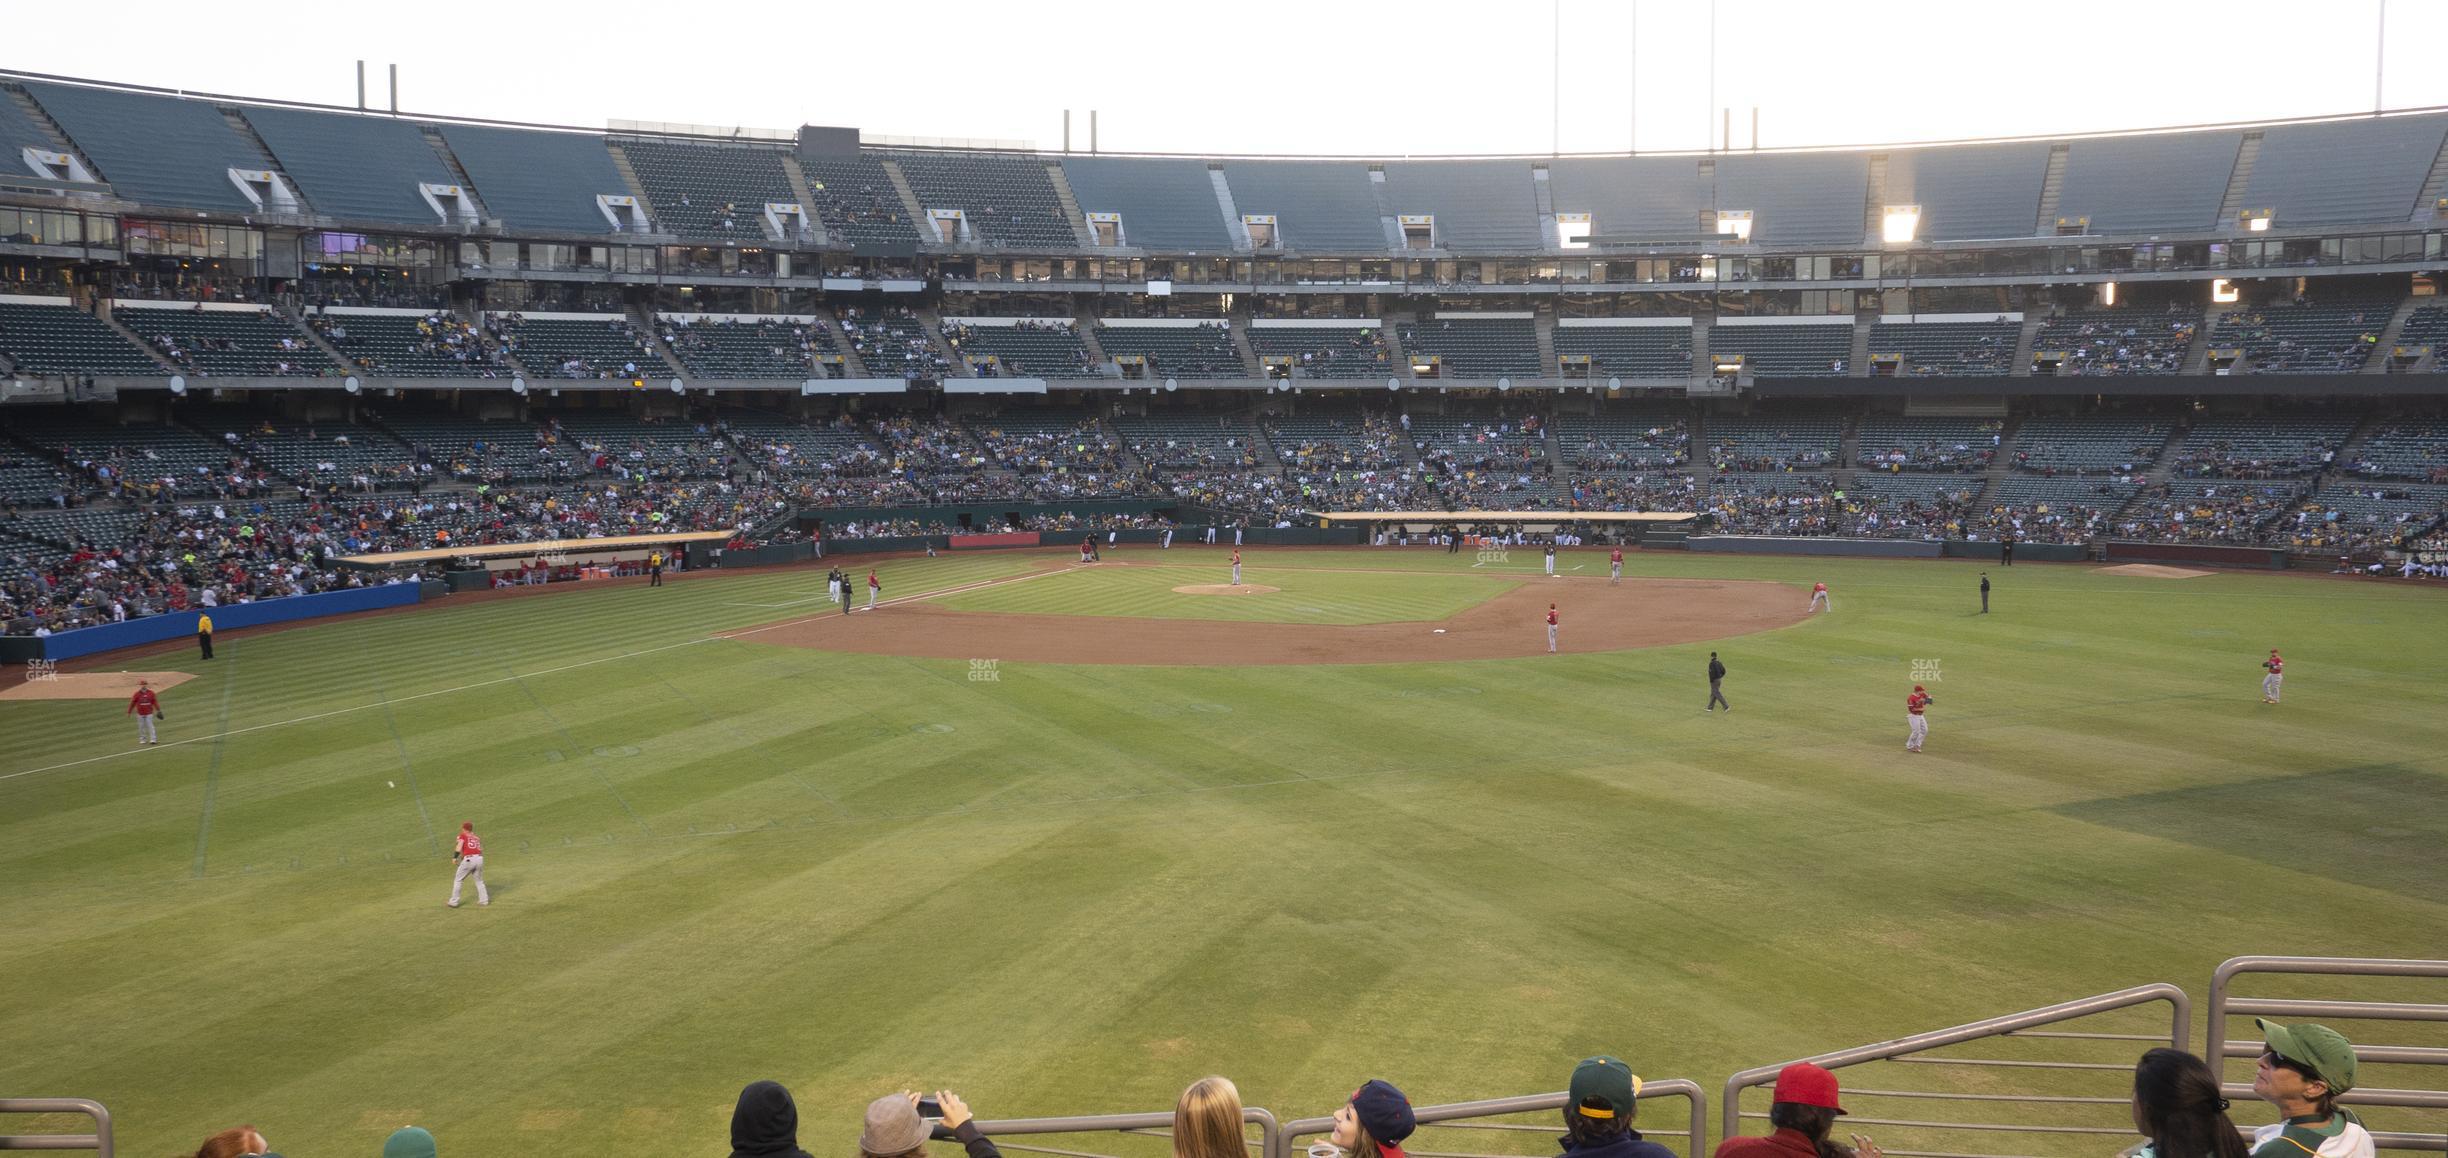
left=1265, top=408, right=1405, bottom=471
left=2243, top=115, right=2448, bottom=228
left=22, top=82, right=276, bottom=214
left=618, top=140, right=800, bottom=240
left=837, top=308, right=946, bottom=379
left=243, top=105, right=462, bottom=226
left=8, top=411, right=250, bottom=498
left=2009, top=416, right=2172, bottom=474
left=1555, top=411, right=1690, bottom=470
left=797, top=153, right=922, bottom=249
left=439, top=125, right=629, bottom=234
left=2209, top=299, right=2389, bottom=374
left=1409, top=411, right=1548, bottom=473
left=112, top=305, right=338, bottom=377
left=1112, top=413, right=1259, bottom=469
left=1060, top=157, right=1235, bottom=251
left=1554, top=323, right=1693, bottom=379
left=2348, top=418, right=2448, bottom=481
left=2119, top=479, right=2306, bottom=545
left=1713, top=152, right=1873, bottom=246
left=2168, top=416, right=2355, bottom=479
left=2054, top=130, right=2238, bottom=233
left=1247, top=324, right=1391, bottom=378
left=232, top=421, right=422, bottom=491
left=1094, top=323, right=1243, bottom=378
left=1708, top=415, right=1844, bottom=472
left=2286, top=480, right=2448, bottom=552
left=310, top=311, right=508, bottom=378
left=0, top=300, right=165, bottom=376
left=493, top=315, right=656, bottom=380
left=1883, top=142, right=2052, bottom=241
left=1869, top=319, right=2020, bottom=377
left=1379, top=162, right=1544, bottom=251
left=1855, top=417, right=2001, bottom=472
left=1546, top=156, right=1710, bottom=242
left=1213, top=161, right=1385, bottom=251
left=966, top=410, right=1123, bottom=472
left=891, top=151, right=1076, bottom=248
left=1400, top=316, right=1542, bottom=378
left=942, top=320, right=1101, bottom=378
left=659, top=316, right=835, bottom=379
left=1709, top=322, right=1853, bottom=376
left=2032, top=309, right=2198, bottom=376
left=373, top=410, right=581, bottom=483
left=1979, top=475, right=2138, bottom=543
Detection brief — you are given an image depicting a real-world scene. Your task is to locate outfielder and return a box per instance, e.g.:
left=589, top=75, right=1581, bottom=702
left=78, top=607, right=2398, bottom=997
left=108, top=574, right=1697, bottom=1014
left=1546, top=603, right=1559, bottom=653
left=866, top=569, right=881, bottom=610
left=1906, top=684, right=1933, bottom=752
left=2262, top=649, right=2284, bottom=703
left=127, top=679, right=164, bottom=745
left=448, top=821, right=489, bottom=907
left=1808, top=581, right=1831, bottom=612
left=1230, top=549, right=1242, bottom=586
left=1609, top=546, right=1623, bottom=583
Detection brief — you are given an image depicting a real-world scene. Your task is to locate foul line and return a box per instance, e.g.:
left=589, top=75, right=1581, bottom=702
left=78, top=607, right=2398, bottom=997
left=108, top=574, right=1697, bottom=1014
left=0, top=564, right=1072, bottom=786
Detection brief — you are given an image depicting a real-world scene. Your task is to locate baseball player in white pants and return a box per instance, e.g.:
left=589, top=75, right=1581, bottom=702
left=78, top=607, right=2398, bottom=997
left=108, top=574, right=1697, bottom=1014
left=1808, top=582, right=1831, bottom=612
left=449, top=821, right=489, bottom=907
left=1905, top=685, right=1932, bottom=753
left=1231, top=550, right=1242, bottom=585
left=2262, top=650, right=2284, bottom=703
left=1546, top=603, right=1559, bottom=652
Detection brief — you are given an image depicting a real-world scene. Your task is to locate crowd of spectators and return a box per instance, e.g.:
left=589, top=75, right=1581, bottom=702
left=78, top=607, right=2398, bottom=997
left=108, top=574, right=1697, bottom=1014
left=315, top=312, right=514, bottom=377
left=839, top=307, right=951, bottom=379
left=968, top=414, right=1124, bottom=473
left=2116, top=482, right=2302, bottom=545
left=1265, top=411, right=1405, bottom=471
left=2042, top=309, right=2195, bottom=375
left=1570, top=420, right=1688, bottom=471
left=1856, top=422, right=2000, bottom=472
left=1415, top=413, right=1547, bottom=474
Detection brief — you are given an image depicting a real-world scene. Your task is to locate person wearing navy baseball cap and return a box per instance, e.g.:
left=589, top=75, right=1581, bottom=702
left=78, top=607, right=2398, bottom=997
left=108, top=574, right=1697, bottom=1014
left=1330, top=1080, right=1416, bottom=1158
left=1714, top=1064, right=1882, bottom=1158
left=1558, top=1055, right=1674, bottom=1158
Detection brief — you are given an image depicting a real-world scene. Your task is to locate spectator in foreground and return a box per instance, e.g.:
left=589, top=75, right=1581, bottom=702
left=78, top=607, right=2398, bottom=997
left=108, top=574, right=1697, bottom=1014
left=730, top=1079, right=814, bottom=1158
left=1175, top=1076, right=1245, bottom=1158
left=187, top=1125, right=271, bottom=1158
left=1559, top=1055, right=1675, bottom=1158
left=861, top=1090, right=1000, bottom=1158
left=2131, top=1048, right=2249, bottom=1158
left=381, top=1126, right=435, bottom=1158
left=1328, top=1080, right=1417, bottom=1158
left=2248, top=1020, right=2374, bottom=1158
left=1713, top=1063, right=1869, bottom=1158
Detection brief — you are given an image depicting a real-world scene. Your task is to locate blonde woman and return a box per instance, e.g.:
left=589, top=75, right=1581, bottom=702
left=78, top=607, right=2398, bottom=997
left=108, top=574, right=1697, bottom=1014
left=1175, top=1076, right=1245, bottom=1158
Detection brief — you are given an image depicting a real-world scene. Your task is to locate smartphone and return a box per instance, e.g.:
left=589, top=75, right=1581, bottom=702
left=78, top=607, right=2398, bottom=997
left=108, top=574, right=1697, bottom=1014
left=916, top=1097, right=944, bottom=1119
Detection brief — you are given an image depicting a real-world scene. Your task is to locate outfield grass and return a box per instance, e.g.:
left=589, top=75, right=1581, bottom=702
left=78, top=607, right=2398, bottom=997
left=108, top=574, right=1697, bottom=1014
left=3, top=547, right=2442, bottom=1158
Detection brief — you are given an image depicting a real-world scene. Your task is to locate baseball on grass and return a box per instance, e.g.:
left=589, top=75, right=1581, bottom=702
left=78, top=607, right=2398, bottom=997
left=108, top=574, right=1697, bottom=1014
left=387, top=781, right=396, bottom=788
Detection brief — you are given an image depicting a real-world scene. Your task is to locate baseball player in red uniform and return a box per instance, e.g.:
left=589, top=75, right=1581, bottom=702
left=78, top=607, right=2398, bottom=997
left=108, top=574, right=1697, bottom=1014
left=1081, top=536, right=1095, bottom=563
left=1230, top=549, right=1243, bottom=586
left=1905, top=684, right=1933, bottom=752
left=1546, top=603, right=1560, bottom=652
left=449, top=821, right=489, bottom=907
left=1808, top=581, right=1831, bottom=612
left=2262, top=649, right=2284, bottom=703
left=866, top=568, right=880, bottom=610
left=1609, top=546, right=1624, bottom=583
left=127, top=679, right=163, bottom=745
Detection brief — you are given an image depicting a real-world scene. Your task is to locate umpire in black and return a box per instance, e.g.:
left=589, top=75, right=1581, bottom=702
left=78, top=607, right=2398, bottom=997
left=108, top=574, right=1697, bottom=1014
left=1706, top=652, right=1730, bottom=711
left=1980, top=571, right=1990, bottom=613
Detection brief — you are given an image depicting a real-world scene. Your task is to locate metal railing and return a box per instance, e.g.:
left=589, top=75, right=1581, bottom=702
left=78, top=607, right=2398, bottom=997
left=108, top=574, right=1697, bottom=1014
left=1274, top=1080, right=1707, bottom=1158
left=0, top=1099, right=112, bottom=1156
left=2206, top=955, right=2448, bottom=1155
left=955, top=1106, right=1281, bottom=1158
left=1722, top=984, right=2190, bottom=1158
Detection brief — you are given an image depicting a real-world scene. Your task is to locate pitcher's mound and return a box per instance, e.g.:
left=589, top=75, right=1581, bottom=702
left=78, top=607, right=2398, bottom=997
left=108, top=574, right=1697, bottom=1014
left=1, top=670, right=197, bottom=701
left=2101, top=563, right=2213, bottom=579
left=1173, top=584, right=1281, bottom=596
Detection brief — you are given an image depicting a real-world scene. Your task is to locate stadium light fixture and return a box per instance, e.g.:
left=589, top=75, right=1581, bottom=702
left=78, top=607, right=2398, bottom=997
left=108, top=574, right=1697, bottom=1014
left=2100, top=281, right=2118, bottom=307
left=1716, top=210, right=1754, bottom=242
left=1881, top=205, right=1921, bottom=244
left=1556, top=213, right=1593, bottom=250
left=2243, top=208, right=2275, bottom=233
left=2211, top=279, right=2241, bottom=304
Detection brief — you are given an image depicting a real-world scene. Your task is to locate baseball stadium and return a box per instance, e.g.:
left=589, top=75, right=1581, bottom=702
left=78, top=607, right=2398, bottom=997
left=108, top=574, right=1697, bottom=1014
left=2, top=9, right=2445, bottom=1158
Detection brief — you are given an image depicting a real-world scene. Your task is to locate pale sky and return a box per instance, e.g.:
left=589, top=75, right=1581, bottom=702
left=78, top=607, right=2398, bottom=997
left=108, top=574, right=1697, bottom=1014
left=16, top=0, right=2443, bottom=156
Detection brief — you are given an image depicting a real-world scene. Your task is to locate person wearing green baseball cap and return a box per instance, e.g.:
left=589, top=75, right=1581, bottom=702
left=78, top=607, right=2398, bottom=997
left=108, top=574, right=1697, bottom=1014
left=1556, top=1056, right=1674, bottom=1158
left=2248, top=1019, right=2374, bottom=1158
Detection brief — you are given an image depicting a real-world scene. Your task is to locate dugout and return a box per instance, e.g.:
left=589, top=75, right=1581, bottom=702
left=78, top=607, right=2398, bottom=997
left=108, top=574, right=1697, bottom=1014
left=335, top=531, right=734, bottom=589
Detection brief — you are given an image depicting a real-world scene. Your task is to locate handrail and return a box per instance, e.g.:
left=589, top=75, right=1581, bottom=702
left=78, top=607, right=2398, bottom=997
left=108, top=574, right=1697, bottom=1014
left=957, top=1106, right=1280, bottom=1158
left=2205, top=956, right=2448, bottom=1152
left=0, top=1098, right=113, bottom=1156
left=1275, top=1079, right=1708, bottom=1158
left=1721, top=983, right=2189, bottom=1143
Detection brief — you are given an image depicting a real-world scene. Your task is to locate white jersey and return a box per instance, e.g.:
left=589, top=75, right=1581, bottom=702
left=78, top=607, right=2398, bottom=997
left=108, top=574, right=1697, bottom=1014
left=2252, top=1114, right=2376, bottom=1158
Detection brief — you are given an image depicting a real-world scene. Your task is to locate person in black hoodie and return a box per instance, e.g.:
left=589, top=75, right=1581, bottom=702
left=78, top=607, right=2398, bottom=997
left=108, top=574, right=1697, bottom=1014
left=1706, top=653, right=1730, bottom=712
left=730, top=1080, right=814, bottom=1158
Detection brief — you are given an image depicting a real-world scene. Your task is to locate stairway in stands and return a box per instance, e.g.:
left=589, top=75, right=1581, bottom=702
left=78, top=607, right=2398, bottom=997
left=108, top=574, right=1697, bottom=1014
left=1970, top=417, right=2024, bottom=508
left=2010, top=315, right=2046, bottom=376
left=2104, top=418, right=2194, bottom=528
left=1225, top=313, right=1265, bottom=378
left=2364, top=298, right=2420, bottom=374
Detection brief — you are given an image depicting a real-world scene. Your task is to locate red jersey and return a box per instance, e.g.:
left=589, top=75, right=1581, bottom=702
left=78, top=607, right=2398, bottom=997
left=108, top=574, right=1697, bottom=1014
left=2265, top=655, right=2283, bottom=674
left=1814, top=582, right=1828, bottom=593
left=1547, top=608, right=1559, bottom=626
left=127, top=688, right=159, bottom=716
left=1610, top=549, right=1623, bottom=564
left=1231, top=551, right=1241, bottom=564
left=456, top=830, right=483, bottom=857
left=1907, top=691, right=1931, bottom=715
left=867, top=572, right=879, bottom=589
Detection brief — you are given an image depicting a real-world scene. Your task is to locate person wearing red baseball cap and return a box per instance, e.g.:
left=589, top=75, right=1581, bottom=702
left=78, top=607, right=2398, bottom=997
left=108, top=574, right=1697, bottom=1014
left=1906, top=685, right=1933, bottom=753
left=1713, top=1064, right=1882, bottom=1158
